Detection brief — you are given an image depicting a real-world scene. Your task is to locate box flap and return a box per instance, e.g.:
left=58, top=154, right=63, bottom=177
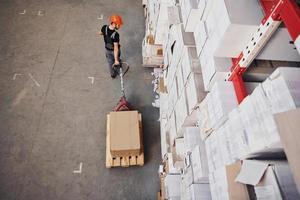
left=235, top=160, right=269, bottom=185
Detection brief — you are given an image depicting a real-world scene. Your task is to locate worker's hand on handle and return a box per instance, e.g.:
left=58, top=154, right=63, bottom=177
left=114, top=60, right=120, bottom=66
left=97, top=31, right=103, bottom=36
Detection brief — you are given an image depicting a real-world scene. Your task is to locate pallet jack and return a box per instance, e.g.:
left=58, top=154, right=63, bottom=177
left=105, top=63, right=144, bottom=168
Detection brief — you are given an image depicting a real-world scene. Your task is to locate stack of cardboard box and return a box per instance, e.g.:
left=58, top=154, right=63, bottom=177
left=149, top=0, right=300, bottom=199
left=106, top=111, right=144, bottom=168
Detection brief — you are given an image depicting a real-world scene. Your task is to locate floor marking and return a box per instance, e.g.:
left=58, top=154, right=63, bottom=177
left=37, top=10, right=45, bottom=16
left=73, top=162, right=83, bottom=174
left=19, top=10, right=26, bottom=15
left=88, top=77, right=94, bottom=84
left=97, top=14, right=103, bottom=20
left=13, top=73, right=22, bottom=80
left=28, top=73, right=41, bottom=87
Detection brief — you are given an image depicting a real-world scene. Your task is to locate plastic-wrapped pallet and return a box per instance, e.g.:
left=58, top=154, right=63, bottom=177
left=185, top=73, right=206, bottom=114
left=164, top=174, right=181, bottom=199
left=262, top=67, right=300, bottom=114
left=207, top=81, right=238, bottom=129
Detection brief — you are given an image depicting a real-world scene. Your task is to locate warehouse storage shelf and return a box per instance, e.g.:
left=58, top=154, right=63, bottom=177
left=143, top=0, right=300, bottom=199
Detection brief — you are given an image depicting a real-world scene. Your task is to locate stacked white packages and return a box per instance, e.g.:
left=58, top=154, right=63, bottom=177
left=164, top=174, right=181, bottom=199
left=154, top=0, right=176, bottom=45
left=197, top=97, right=213, bottom=140
left=191, top=145, right=209, bottom=183
left=262, top=67, right=300, bottom=114
left=203, top=0, right=300, bottom=61
left=194, top=21, right=208, bottom=56
left=181, top=46, right=202, bottom=83
left=207, top=81, right=238, bottom=129
left=209, top=166, right=233, bottom=200
left=183, top=127, right=201, bottom=153
left=175, top=90, right=189, bottom=135
left=188, top=183, right=212, bottom=200
left=226, top=108, right=250, bottom=159
left=185, top=73, right=206, bottom=114
left=180, top=0, right=205, bottom=32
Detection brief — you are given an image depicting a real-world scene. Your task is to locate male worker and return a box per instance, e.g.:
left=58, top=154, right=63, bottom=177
left=99, top=15, right=123, bottom=78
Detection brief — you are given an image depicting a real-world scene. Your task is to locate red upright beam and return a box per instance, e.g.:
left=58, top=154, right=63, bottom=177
left=229, top=0, right=300, bottom=104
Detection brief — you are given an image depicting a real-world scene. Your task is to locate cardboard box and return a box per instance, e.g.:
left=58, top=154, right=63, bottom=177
left=180, top=0, right=204, bottom=32
left=109, top=111, right=141, bottom=157
left=189, top=183, right=212, bottom=200
left=175, top=138, right=185, bottom=160
left=207, top=81, right=238, bottom=130
left=209, top=162, right=250, bottom=200
left=197, top=97, right=213, bottom=140
left=183, top=127, right=201, bottom=154
left=194, top=21, right=208, bottom=56
left=191, top=145, right=209, bottom=183
left=164, top=174, right=181, bottom=199
left=174, top=90, right=189, bottom=136
left=274, top=108, right=300, bottom=192
left=160, top=117, right=170, bottom=159
left=181, top=46, right=202, bottom=84
left=262, top=67, right=300, bottom=114
left=167, top=6, right=181, bottom=26
left=166, top=152, right=182, bottom=174
left=185, top=73, right=206, bottom=114
left=226, top=108, right=250, bottom=160
left=236, top=160, right=300, bottom=200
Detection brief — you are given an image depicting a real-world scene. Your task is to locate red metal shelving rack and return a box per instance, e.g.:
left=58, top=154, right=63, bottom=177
left=226, top=0, right=300, bottom=103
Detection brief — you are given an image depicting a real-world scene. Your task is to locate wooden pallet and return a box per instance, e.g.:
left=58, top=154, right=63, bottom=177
left=106, top=114, right=144, bottom=168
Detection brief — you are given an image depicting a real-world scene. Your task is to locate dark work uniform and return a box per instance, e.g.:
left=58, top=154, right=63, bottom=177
left=101, top=25, right=121, bottom=76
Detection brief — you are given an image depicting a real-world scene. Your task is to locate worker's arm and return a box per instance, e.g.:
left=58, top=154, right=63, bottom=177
left=114, top=42, right=120, bottom=65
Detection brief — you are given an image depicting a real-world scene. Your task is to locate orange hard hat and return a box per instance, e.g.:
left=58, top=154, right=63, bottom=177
left=109, top=15, right=123, bottom=27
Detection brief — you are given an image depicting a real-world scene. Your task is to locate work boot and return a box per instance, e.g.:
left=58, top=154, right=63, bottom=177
left=111, top=73, right=116, bottom=79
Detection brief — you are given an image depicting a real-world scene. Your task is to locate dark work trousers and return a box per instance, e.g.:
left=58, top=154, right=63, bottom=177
left=105, top=49, right=121, bottom=76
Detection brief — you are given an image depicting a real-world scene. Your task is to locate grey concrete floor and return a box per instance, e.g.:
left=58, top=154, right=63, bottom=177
left=0, top=0, right=161, bottom=199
